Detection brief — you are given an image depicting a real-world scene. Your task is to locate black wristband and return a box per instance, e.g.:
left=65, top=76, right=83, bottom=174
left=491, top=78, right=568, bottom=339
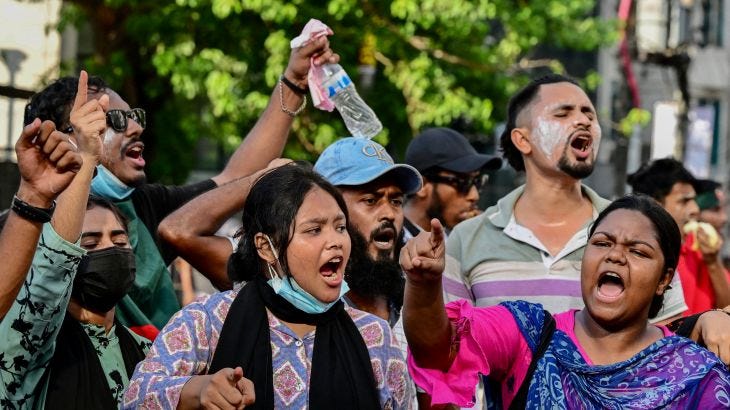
left=280, top=75, right=308, bottom=95
left=11, top=195, right=55, bottom=223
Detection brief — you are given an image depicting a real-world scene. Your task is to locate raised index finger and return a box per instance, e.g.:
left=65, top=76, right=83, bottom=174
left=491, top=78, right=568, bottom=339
left=429, top=218, right=445, bottom=250
left=72, top=70, right=88, bottom=112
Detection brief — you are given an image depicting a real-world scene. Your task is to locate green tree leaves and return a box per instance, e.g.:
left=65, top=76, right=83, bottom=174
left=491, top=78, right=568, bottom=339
left=62, top=0, right=615, bottom=183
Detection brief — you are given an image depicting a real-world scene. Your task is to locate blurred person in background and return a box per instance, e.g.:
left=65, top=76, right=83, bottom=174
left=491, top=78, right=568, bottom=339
left=402, top=127, right=501, bottom=241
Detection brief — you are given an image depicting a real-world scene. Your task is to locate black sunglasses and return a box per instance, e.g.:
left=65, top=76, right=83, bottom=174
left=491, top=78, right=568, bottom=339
left=425, top=173, right=489, bottom=195
left=107, top=108, right=146, bottom=133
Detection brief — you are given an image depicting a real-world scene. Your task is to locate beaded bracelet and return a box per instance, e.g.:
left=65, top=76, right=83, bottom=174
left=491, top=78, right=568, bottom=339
left=280, top=75, right=308, bottom=95
left=11, top=195, right=55, bottom=223
left=279, top=81, right=307, bottom=117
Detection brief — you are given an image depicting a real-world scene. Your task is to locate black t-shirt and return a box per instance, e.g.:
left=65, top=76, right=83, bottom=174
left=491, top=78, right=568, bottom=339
left=130, top=179, right=217, bottom=265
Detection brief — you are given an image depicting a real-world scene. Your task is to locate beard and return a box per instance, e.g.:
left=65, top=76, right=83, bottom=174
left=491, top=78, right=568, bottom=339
left=345, top=227, right=405, bottom=311
left=426, top=188, right=446, bottom=226
left=558, top=148, right=594, bottom=180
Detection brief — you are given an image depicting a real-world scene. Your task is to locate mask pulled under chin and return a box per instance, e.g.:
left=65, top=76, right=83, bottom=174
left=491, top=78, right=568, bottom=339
left=267, top=274, right=349, bottom=315
left=72, top=247, right=136, bottom=314
left=90, top=165, right=134, bottom=201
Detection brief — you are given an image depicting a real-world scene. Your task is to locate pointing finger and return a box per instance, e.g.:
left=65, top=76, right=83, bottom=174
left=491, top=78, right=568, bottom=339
left=72, top=70, right=88, bottom=112
left=429, top=218, right=445, bottom=250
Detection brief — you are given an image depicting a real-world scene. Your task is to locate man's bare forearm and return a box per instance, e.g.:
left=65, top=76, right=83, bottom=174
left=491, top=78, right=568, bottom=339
left=159, top=174, right=258, bottom=289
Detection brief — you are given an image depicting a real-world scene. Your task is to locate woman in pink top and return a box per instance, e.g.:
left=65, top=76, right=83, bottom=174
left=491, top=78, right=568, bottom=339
left=401, top=194, right=730, bottom=409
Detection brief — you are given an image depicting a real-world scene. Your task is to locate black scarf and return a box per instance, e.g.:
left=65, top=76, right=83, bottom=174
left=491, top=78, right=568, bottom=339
left=44, top=313, right=147, bottom=409
left=209, top=277, right=381, bottom=409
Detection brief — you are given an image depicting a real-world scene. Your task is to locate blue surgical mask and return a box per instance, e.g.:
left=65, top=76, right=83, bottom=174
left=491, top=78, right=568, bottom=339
left=91, top=165, right=134, bottom=200
left=265, top=236, right=349, bottom=314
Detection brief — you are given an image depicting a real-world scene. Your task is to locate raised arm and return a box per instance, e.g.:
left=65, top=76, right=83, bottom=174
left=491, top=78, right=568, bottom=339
left=400, top=218, right=453, bottom=371
left=51, top=70, right=108, bottom=242
left=159, top=159, right=292, bottom=289
left=211, top=37, right=338, bottom=186
left=0, top=117, right=82, bottom=319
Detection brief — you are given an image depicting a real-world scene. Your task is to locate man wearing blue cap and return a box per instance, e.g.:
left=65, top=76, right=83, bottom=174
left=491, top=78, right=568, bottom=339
left=403, top=128, right=501, bottom=240
left=314, top=137, right=422, bottom=405
left=314, top=137, right=422, bottom=325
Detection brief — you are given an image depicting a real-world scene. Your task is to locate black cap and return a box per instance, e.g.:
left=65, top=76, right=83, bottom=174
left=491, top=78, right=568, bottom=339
left=405, top=128, right=502, bottom=173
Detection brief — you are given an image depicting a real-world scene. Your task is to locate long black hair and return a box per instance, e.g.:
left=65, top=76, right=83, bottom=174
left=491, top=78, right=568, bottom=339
left=589, top=194, right=681, bottom=318
left=227, top=163, right=349, bottom=283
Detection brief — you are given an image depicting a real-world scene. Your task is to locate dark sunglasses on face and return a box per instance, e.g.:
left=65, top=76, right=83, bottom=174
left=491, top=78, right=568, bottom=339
left=426, top=173, right=489, bottom=195
left=23, top=105, right=146, bottom=135
left=106, top=108, right=146, bottom=133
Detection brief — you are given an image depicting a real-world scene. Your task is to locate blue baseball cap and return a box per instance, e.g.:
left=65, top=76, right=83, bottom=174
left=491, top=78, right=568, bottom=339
left=314, top=138, right=422, bottom=195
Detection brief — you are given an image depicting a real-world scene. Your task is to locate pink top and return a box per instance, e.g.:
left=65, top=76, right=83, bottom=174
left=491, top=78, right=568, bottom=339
left=407, top=300, right=673, bottom=407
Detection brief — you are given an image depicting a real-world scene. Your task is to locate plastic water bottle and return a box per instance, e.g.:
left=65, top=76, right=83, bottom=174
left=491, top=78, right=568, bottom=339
left=320, top=63, right=383, bottom=139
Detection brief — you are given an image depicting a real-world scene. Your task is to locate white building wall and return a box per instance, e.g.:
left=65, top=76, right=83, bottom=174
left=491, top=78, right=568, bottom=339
left=0, top=0, right=63, bottom=160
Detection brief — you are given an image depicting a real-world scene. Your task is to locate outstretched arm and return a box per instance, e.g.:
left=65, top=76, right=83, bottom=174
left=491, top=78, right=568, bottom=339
left=211, top=37, right=338, bottom=186
left=52, top=70, right=108, bottom=242
left=159, top=159, right=292, bottom=289
left=401, top=218, right=453, bottom=371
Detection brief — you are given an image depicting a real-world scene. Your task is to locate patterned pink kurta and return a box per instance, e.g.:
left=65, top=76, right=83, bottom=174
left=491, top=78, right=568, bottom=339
left=122, top=287, right=412, bottom=409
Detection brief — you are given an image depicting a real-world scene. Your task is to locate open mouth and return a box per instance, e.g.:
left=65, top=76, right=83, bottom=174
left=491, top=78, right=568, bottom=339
left=597, top=271, right=625, bottom=299
left=570, top=133, right=592, bottom=153
left=125, top=142, right=144, bottom=159
left=372, top=229, right=396, bottom=250
left=320, top=256, right=343, bottom=281
left=124, top=142, right=146, bottom=167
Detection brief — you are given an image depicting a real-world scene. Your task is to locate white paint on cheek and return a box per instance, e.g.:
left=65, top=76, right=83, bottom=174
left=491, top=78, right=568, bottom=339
left=533, top=117, right=569, bottom=159
left=103, top=128, right=115, bottom=145
left=593, top=122, right=602, bottom=160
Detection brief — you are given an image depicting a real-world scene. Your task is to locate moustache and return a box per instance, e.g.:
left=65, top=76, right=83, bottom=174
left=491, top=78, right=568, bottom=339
left=369, top=221, right=397, bottom=241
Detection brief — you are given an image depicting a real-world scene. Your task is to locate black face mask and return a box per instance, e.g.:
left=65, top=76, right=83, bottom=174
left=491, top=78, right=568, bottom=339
left=71, top=247, right=136, bottom=314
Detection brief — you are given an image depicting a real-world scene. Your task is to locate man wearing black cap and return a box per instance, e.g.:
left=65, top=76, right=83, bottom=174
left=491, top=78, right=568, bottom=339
left=403, top=128, right=501, bottom=240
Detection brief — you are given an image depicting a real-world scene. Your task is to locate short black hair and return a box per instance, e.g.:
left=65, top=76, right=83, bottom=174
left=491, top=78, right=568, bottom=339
left=500, top=74, right=580, bottom=171
left=24, top=75, right=109, bottom=130
left=626, top=158, right=697, bottom=203
left=227, top=162, right=350, bottom=283
left=589, top=194, right=681, bottom=318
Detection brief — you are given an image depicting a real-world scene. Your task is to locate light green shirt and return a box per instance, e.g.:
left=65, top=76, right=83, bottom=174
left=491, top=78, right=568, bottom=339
left=0, top=225, right=150, bottom=409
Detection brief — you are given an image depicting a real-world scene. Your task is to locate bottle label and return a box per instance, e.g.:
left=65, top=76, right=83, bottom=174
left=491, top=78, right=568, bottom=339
left=326, top=73, right=352, bottom=98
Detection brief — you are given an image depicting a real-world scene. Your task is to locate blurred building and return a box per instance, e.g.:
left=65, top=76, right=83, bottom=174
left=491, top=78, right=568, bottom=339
left=595, top=0, right=730, bottom=198
left=0, top=0, right=89, bottom=207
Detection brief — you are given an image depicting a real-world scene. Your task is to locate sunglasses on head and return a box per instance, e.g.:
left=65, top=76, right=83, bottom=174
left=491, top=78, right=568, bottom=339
left=106, top=108, right=146, bottom=133
left=425, top=173, right=489, bottom=195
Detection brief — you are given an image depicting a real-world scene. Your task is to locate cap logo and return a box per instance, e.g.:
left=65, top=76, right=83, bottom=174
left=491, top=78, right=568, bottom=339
left=361, top=142, right=393, bottom=164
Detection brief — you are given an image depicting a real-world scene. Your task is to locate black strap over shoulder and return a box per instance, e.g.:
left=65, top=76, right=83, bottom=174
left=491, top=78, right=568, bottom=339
left=508, top=311, right=556, bottom=410
left=666, top=312, right=702, bottom=338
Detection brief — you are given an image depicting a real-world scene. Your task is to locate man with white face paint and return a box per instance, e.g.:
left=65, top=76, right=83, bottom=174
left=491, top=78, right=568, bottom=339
left=442, top=74, right=688, bottom=320
left=437, top=73, right=689, bottom=410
